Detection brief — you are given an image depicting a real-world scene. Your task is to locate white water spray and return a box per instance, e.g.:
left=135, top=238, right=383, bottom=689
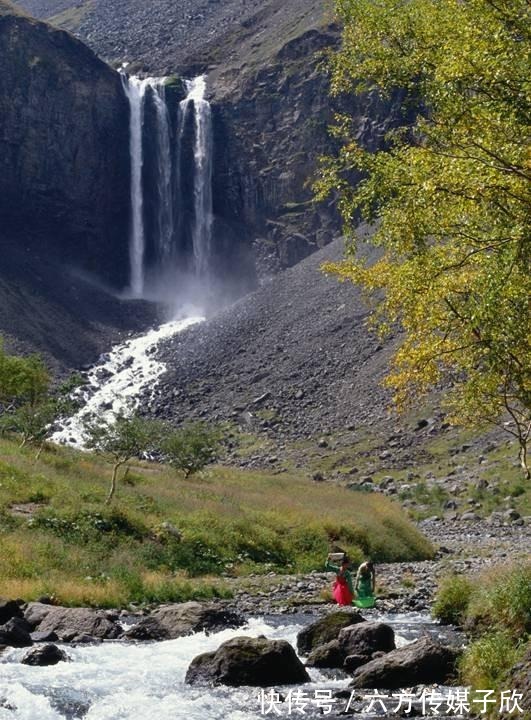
left=180, top=76, right=213, bottom=278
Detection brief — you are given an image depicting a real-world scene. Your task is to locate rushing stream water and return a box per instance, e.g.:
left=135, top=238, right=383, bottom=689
left=52, top=317, right=203, bottom=448
left=0, top=613, right=459, bottom=720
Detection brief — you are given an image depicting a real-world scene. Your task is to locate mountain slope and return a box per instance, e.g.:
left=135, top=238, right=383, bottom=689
left=14, top=0, right=328, bottom=74
left=149, top=236, right=397, bottom=439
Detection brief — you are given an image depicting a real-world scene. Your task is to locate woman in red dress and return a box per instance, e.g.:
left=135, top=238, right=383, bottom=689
left=325, top=554, right=354, bottom=606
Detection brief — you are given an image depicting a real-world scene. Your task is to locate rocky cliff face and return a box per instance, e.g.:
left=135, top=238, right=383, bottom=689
left=211, top=27, right=410, bottom=277
left=0, top=10, right=130, bottom=288
left=12, top=0, right=411, bottom=278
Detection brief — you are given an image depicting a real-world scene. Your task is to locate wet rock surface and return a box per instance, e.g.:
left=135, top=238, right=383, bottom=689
left=185, top=635, right=310, bottom=687
left=21, top=643, right=69, bottom=666
left=0, top=599, right=23, bottom=625
left=0, top=618, right=33, bottom=648
left=338, top=621, right=395, bottom=660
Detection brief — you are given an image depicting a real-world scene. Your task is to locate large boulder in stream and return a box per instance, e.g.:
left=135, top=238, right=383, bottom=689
left=338, top=621, right=395, bottom=658
left=22, top=643, right=69, bottom=666
left=350, top=637, right=461, bottom=689
left=186, top=636, right=310, bottom=687
left=306, top=621, right=395, bottom=670
left=125, top=602, right=244, bottom=641
left=297, top=610, right=364, bottom=655
left=29, top=605, right=122, bottom=642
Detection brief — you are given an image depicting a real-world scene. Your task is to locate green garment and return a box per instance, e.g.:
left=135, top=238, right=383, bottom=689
left=356, top=575, right=373, bottom=599
left=325, top=561, right=354, bottom=595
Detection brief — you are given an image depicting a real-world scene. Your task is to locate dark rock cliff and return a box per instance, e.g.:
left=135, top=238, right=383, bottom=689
left=0, top=10, right=130, bottom=288
left=12, top=0, right=412, bottom=277
left=211, top=27, right=410, bottom=277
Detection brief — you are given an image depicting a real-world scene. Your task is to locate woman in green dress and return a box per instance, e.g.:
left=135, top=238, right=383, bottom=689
left=355, top=560, right=375, bottom=599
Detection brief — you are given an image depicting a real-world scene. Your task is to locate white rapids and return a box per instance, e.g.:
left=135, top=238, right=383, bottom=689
left=0, top=618, right=340, bottom=720
left=52, top=317, right=203, bottom=448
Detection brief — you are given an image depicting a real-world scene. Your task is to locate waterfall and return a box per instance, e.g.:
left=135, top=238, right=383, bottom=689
left=122, top=75, right=150, bottom=297
left=152, top=82, right=175, bottom=263
left=180, top=76, right=213, bottom=279
left=122, top=73, right=214, bottom=297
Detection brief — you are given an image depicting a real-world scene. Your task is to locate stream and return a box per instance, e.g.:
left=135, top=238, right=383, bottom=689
left=0, top=612, right=461, bottom=720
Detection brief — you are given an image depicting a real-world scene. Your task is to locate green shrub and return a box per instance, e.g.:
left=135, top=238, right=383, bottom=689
left=161, top=422, right=220, bottom=477
left=31, top=508, right=148, bottom=543
left=466, top=562, right=531, bottom=637
left=432, top=574, right=473, bottom=625
left=460, top=630, right=524, bottom=690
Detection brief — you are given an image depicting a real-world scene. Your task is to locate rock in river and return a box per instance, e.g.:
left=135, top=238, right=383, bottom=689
left=186, top=636, right=310, bottom=687
left=297, top=610, right=364, bottom=655
left=338, top=621, right=395, bottom=659
left=350, top=637, right=461, bottom=689
left=22, top=644, right=69, bottom=666
left=0, top=617, right=33, bottom=648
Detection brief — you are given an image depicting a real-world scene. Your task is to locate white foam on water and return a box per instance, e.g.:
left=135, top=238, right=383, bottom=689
left=51, top=317, right=203, bottom=449
left=0, top=617, right=336, bottom=720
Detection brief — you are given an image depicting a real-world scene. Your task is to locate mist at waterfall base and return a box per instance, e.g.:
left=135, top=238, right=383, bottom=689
left=120, top=73, right=242, bottom=320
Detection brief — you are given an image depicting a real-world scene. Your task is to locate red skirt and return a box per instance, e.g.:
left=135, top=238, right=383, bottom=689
left=332, top=576, right=353, bottom=606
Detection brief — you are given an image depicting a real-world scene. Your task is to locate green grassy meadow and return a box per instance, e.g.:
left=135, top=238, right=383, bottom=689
left=0, top=436, right=434, bottom=608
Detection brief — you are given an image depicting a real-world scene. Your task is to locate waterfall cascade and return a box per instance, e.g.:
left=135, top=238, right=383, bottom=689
left=121, top=73, right=214, bottom=298
left=180, top=76, right=214, bottom=279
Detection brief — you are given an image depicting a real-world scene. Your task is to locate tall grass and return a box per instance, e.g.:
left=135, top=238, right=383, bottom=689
left=434, top=562, right=531, bottom=697
left=0, top=438, right=433, bottom=607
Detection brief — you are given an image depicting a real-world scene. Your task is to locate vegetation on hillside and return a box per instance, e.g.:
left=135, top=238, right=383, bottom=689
left=434, top=563, right=531, bottom=693
left=0, top=436, right=433, bottom=606
left=317, top=0, right=531, bottom=476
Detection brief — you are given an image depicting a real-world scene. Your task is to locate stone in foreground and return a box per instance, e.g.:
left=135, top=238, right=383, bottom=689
left=186, top=636, right=310, bottom=687
left=22, top=644, right=69, bottom=666
left=297, top=610, right=364, bottom=655
left=0, top=599, right=23, bottom=625
left=350, top=637, right=460, bottom=689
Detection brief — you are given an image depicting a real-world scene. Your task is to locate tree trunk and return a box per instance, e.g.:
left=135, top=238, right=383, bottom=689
left=519, top=439, right=530, bottom=480
left=106, top=461, right=123, bottom=504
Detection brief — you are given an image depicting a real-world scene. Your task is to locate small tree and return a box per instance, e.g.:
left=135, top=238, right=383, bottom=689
left=161, top=422, right=220, bottom=478
left=85, top=414, right=164, bottom=504
left=0, top=400, right=58, bottom=453
left=0, top=339, right=50, bottom=409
